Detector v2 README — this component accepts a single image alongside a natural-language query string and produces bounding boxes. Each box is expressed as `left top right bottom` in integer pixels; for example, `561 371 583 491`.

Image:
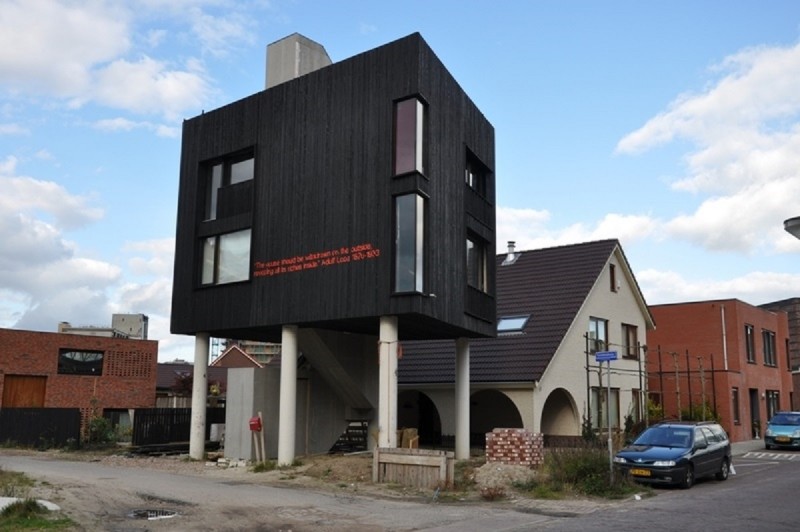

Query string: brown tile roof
156 362 229 390
398 239 622 384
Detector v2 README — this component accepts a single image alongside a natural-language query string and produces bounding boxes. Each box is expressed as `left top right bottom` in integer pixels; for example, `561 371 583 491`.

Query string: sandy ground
3 449 549 531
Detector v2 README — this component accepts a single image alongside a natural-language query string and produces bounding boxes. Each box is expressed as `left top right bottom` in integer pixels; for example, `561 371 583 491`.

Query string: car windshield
633 426 693 448
770 413 800 425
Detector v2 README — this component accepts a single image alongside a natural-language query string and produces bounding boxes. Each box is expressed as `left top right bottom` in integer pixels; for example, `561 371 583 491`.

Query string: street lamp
784 216 800 239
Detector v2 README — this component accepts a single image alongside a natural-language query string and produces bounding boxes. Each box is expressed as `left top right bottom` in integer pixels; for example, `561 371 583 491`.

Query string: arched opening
470 389 523 446
540 388 579 436
398 390 442 446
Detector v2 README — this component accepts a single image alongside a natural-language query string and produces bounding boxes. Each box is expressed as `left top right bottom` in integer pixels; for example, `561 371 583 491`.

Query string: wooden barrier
372 447 454 489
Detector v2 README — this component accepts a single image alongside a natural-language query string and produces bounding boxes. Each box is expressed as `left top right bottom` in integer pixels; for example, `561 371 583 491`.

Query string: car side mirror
695 441 707 450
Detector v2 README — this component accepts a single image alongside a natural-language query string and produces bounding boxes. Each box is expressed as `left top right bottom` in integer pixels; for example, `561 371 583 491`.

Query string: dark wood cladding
171 33 496 341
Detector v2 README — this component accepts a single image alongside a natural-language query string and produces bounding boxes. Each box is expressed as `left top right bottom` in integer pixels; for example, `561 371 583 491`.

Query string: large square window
58 349 104 375
201 229 252 285
204 153 254 220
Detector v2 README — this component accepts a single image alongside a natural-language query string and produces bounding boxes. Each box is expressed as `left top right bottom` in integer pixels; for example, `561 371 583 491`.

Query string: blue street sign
595 350 618 362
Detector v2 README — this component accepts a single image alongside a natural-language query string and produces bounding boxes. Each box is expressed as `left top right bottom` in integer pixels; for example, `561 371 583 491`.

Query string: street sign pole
607 359 612 479
594 351 618 480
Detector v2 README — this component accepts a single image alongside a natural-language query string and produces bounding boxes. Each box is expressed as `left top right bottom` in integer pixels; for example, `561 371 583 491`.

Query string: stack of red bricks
485 428 544 467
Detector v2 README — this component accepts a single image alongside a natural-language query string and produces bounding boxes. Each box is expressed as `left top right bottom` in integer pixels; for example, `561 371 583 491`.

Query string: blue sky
3 0 800 362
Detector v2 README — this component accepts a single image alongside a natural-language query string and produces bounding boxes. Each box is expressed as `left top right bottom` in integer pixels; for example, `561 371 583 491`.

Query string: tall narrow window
466 234 488 292
394 98 425 175
745 324 755 363
622 324 638 358
610 263 618 292
732 387 740 424
201 229 252 285
763 329 777 367
394 194 424 292
588 317 608 353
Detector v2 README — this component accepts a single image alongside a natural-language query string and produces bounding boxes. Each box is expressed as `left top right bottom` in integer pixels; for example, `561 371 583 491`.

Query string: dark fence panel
0 408 81 447
132 407 225 446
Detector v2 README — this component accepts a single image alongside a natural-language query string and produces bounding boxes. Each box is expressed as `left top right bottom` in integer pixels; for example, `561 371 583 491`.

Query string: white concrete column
378 316 399 448
455 337 470 460
278 325 298 466
189 333 210 460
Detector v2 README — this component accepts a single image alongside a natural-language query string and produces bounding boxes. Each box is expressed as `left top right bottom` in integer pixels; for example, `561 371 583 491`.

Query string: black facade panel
171 33 495 341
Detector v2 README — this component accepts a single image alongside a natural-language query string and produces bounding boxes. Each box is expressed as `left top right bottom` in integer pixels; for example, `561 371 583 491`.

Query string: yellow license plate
630 468 651 477
776 436 790 442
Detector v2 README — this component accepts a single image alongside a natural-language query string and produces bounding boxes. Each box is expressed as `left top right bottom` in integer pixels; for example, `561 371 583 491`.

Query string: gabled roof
399 239 648 384
210 344 264 368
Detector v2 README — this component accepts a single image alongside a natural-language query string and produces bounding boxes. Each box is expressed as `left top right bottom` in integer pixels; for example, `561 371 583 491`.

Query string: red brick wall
0 328 157 416
648 300 792 442
485 428 544 467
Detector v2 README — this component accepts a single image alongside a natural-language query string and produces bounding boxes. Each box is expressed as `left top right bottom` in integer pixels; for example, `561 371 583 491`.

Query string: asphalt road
538 449 800 531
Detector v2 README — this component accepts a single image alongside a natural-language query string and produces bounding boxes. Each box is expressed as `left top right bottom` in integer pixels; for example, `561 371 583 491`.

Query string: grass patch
511 448 646 499
250 460 277 473
0 469 75 531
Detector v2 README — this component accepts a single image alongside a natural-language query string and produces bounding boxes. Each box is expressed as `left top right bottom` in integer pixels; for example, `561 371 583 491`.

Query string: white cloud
0 166 104 229
0 123 28 135
638 268 800 307
497 206 657 252
0 0 131 97
0 0 215 121
91 56 212 121
616 41 800 256
93 117 180 137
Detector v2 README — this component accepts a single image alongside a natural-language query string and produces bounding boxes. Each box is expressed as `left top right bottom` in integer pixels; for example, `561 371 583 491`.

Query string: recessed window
394 97 425 176
58 349 104 376
202 229 252 285
394 194 424 292
204 153 254 220
622 323 638 358
745 324 755 363
497 315 529 334
763 329 777 367
467 234 488 292
610 263 618 292
465 149 489 197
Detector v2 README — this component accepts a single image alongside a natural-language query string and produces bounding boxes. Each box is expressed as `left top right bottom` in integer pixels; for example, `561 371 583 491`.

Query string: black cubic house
171 33 495 463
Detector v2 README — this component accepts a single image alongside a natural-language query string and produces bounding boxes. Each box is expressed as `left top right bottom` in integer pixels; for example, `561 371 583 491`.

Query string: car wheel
765 443 772 450
715 458 729 481
679 464 694 489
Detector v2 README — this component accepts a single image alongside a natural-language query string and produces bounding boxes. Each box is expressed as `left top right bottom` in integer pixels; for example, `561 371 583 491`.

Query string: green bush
544 448 641 498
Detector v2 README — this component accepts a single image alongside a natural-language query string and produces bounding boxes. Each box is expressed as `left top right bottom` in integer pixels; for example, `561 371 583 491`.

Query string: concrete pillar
378 316 399 448
189 333 209 460
278 325 298 465
455 337 470 460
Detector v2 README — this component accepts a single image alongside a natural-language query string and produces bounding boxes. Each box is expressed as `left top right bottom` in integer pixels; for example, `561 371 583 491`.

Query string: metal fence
0 408 81 447
131 407 225 446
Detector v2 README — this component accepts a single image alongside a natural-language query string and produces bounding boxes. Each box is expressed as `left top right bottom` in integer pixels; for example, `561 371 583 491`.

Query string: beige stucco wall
536 248 649 434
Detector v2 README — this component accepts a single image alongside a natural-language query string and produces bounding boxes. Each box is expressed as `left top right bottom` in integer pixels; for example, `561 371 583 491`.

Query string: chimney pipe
502 241 519 265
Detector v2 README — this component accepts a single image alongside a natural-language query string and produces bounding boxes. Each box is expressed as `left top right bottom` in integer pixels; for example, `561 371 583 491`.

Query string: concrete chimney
266 33 332 89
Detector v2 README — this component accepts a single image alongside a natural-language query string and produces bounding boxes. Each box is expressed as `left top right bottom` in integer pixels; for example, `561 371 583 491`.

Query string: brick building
647 299 792 442
0 328 157 432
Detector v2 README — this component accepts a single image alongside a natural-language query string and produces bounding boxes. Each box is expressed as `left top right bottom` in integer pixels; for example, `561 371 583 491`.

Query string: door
2 375 46 407
749 388 760 437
